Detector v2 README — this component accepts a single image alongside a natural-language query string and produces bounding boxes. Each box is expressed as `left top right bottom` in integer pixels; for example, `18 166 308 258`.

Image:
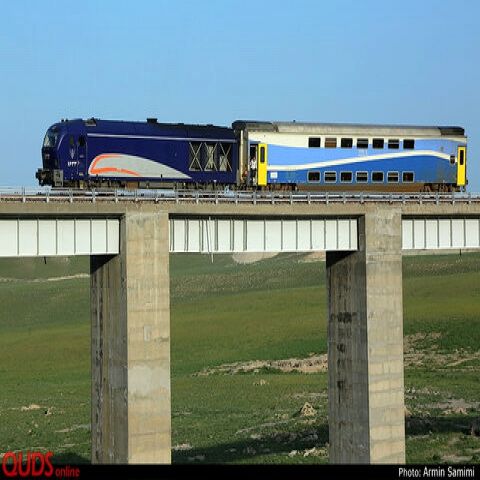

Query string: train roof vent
438 126 465 136
85 118 97 127
147 117 158 123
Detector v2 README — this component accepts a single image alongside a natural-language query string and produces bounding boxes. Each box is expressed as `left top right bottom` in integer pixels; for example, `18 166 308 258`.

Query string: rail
0 186 479 205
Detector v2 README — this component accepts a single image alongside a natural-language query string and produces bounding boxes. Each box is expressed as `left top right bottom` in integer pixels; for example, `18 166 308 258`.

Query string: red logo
2 452 80 479
2 452 54 478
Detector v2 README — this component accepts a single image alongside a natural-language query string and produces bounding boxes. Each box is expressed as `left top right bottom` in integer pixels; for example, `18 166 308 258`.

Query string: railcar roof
232 120 465 137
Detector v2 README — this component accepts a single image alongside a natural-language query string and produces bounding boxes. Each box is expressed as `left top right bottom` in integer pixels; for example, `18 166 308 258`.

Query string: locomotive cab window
324 171 337 182
341 138 353 148
308 171 320 182
403 139 415 149
357 138 369 149
402 172 414 182
78 136 86 147
372 171 384 182
340 171 352 182
459 149 465 165
372 138 384 149
325 138 337 148
308 137 321 148
43 130 58 147
356 171 368 182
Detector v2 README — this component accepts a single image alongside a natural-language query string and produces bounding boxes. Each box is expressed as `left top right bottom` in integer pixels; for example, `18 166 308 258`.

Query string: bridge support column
91 212 171 463
326 208 405 463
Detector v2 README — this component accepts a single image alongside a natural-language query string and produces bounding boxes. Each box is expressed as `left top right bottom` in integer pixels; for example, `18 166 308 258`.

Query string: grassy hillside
0 253 478 463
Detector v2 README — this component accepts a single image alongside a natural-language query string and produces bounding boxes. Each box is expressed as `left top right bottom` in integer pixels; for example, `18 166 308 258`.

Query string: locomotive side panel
38 119 238 188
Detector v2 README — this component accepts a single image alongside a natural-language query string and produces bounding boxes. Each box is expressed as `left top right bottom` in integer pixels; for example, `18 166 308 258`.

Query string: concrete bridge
1 190 480 464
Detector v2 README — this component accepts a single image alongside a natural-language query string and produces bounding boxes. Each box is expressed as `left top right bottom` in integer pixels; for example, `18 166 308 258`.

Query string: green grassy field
0 253 479 464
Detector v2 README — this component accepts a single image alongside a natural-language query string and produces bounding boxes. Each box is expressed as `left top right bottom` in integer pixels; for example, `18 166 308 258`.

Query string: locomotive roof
232 120 465 137
56 118 235 137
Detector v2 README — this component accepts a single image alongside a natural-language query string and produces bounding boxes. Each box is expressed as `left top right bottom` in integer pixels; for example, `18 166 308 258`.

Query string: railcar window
459 150 465 165
450 155 456 165
69 136 75 146
340 171 352 182
308 171 320 182
325 138 337 148
402 172 414 182
387 172 399 182
388 139 400 149
324 171 337 182
356 171 368 182
372 138 384 149
308 137 321 148
260 146 265 163
357 138 369 148
372 171 384 182
403 139 415 149
341 138 353 148
78 136 86 147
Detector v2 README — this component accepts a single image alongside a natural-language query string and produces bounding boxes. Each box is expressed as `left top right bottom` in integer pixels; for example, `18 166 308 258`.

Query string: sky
1 0 479 189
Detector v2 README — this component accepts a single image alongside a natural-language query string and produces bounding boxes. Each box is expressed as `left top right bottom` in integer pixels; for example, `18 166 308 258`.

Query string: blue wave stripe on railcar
265 142 462 167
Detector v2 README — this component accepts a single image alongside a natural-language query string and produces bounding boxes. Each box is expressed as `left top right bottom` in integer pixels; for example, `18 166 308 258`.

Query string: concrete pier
326 209 405 463
91 212 171 463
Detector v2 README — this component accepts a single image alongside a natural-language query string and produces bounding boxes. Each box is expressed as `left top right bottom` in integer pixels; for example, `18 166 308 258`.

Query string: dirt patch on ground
195 354 328 376
0 274 89 283
55 424 90 434
299 252 326 263
198 332 478 377
404 332 480 370
425 398 480 415
231 252 279 264
441 454 473 463
16 404 42 411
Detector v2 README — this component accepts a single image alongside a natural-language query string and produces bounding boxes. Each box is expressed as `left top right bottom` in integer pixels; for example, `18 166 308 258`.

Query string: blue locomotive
37 118 238 189
37 118 467 191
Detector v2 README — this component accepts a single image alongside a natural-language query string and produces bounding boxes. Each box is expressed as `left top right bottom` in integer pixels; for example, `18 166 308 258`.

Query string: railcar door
257 143 268 187
457 146 466 187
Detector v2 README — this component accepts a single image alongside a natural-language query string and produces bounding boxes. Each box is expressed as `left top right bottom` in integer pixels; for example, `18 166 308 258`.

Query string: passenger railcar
37 118 238 188
233 121 467 192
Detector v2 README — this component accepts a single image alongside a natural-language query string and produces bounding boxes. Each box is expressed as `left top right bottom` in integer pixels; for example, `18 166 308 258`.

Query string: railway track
0 187 478 205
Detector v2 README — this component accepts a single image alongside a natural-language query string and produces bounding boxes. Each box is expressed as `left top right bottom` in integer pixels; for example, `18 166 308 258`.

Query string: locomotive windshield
43 129 59 147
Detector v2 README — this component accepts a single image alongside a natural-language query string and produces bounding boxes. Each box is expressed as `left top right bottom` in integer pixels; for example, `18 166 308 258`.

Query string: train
37 117 468 192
